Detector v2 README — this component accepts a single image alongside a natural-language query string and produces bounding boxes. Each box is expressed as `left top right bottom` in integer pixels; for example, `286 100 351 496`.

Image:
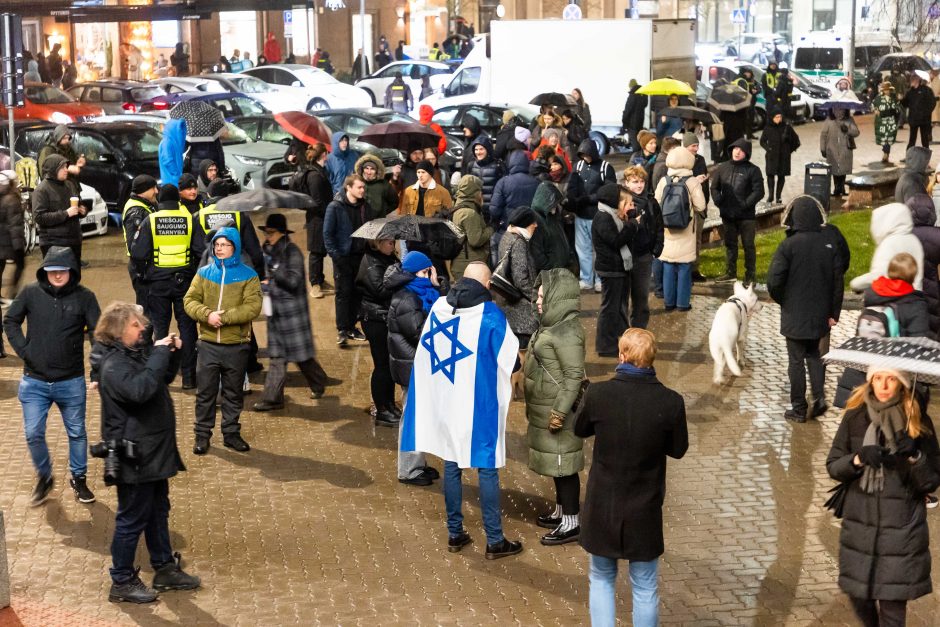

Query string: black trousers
144 281 197 383
625 253 653 329
627 127 642 154
596 275 627 356
362 318 396 408
786 337 825 411
766 175 786 202
40 242 81 265
849 597 907 627
194 341 249 438
0 249 26 297
260 357 328 404
833 175 848 196
908 123 931 148
553 474 580 515
722 218 757 283
306 227 325 286
332 254 362 332
110 479 173 584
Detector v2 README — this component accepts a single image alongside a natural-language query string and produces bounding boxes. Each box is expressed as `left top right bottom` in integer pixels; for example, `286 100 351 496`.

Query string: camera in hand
90 439 138 485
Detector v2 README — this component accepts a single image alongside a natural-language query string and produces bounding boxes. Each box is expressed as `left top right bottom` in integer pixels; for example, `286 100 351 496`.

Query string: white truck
418 18 697 152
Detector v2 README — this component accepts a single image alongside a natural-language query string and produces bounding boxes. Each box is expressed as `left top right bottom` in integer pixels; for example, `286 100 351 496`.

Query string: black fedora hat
259 212 294 235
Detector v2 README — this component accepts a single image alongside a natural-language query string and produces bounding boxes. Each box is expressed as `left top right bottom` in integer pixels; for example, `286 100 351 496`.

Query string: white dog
709 282 763 385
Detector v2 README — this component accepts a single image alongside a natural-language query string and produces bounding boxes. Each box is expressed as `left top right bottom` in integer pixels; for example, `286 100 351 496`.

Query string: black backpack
288 168 311 196
660 175 692 230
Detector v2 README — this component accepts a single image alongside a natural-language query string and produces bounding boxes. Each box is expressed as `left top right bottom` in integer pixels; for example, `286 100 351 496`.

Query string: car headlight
49 111 72 124
234 155 265 166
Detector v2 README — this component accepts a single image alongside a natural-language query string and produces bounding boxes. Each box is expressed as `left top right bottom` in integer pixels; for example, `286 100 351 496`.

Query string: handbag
491 246 523 303
824 482 849 518
847 135 857 150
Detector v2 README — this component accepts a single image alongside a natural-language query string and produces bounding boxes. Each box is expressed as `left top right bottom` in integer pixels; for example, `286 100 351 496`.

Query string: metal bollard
0 511 9 608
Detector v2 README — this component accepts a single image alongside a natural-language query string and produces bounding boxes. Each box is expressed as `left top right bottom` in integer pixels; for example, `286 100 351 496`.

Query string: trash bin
804 162 831 211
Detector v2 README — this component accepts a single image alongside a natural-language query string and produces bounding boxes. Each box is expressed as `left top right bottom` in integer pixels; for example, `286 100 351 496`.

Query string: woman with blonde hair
826 364 940 625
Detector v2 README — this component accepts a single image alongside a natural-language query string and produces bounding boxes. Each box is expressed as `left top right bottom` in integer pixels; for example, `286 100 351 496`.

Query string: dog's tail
723 343 742 378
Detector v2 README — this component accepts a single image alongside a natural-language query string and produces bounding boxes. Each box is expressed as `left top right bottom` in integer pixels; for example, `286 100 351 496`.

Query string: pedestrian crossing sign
731 8 746 24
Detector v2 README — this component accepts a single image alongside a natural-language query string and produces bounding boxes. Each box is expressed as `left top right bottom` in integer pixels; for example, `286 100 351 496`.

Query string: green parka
450 175 493 280
523 268 585 477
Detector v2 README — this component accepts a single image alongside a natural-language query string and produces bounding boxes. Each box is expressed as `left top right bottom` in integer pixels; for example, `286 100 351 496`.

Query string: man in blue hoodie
325 131 361 194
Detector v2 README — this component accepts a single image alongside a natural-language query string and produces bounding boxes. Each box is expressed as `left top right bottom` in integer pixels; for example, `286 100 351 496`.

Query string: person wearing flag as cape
399 261 523 559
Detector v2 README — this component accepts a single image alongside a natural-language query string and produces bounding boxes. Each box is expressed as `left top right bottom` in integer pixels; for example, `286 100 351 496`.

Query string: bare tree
870 0 940 47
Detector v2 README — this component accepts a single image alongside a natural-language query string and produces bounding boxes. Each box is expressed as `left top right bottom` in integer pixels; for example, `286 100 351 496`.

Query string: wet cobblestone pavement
0 209 938 626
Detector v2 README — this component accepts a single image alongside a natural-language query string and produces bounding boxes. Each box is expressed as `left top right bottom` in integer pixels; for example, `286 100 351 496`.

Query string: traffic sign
731 8 746 24
283 10 292 38
562 3 582 20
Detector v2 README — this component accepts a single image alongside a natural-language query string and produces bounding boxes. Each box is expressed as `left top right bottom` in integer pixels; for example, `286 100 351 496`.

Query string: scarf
596 203 633 271
405 276 439 312
616 362 655 377
860 388 909 494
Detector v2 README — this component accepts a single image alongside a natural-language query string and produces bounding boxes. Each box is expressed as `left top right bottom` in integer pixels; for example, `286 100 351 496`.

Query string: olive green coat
523 268 585 477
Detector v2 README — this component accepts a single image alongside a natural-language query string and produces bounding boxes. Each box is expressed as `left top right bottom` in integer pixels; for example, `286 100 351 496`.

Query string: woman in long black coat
356 238 399 427
827 365 940 625
759 108 801 205
575 328 688 625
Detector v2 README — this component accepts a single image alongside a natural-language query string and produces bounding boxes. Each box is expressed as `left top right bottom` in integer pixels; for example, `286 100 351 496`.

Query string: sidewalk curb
692 281 863 311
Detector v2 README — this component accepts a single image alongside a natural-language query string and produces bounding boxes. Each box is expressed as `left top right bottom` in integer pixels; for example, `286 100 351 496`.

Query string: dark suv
67 80 166 115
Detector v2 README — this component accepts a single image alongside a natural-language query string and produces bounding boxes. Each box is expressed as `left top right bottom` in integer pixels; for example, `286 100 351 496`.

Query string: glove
894 434 918 459
548 411 566 434
859 445 888 469
840 123 849 133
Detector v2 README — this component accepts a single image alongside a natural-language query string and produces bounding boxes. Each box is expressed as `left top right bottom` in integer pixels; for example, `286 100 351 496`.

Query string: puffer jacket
324 190 370 258
710 139 765 220
450 175 493 280
489 149 539 230
356 246 399 322
895 146 931 203
385 264 442 386
325 130 362 194
850 203 925 292
467 136 504 219
567 139 616 220
523 268 585 477
182 227 262 345
908 193 940 334
827 405 940 601
0 188 23 258
863 277 931 338
530 182 571 272
654 147 706 264
32 154 82 248
418 104 447 156
355 154 399 218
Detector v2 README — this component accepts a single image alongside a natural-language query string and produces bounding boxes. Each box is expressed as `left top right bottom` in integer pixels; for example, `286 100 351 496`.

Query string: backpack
856 304 900 339
288 168 311 196
660 176 692 230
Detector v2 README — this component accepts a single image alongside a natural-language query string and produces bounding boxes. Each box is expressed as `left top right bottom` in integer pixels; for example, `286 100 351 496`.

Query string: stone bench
701 200 787 243
846 166 931 206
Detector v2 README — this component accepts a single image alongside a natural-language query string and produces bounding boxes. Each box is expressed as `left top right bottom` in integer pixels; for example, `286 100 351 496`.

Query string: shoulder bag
491 243 523 303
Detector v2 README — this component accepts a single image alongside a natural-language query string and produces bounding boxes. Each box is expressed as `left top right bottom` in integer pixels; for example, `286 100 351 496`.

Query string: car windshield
375 112 416 123
230 77 271 94
794 47 843 71
26 85 75 104
107 127 162 159
131 87 164 102
295 68 338 86
232 96 268 115
221 122 251 145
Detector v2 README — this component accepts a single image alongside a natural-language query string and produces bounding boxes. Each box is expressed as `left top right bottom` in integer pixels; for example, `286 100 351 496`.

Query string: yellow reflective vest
149 208 192 268
121 197 152 256
198 204 241 232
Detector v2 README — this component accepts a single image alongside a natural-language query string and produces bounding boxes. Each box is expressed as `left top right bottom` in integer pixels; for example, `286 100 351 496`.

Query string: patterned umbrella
169 100 226 143
351 214 465 244
817 90 866 112
706 83 750 112
823 336 940 385
661 106 720 125
215 189 314 213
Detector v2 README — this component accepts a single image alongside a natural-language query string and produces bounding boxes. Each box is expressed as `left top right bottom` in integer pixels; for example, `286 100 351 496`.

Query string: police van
791 30 898 91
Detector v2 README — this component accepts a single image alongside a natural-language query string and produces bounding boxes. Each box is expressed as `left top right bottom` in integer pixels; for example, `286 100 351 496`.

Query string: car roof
384 60 450 70
317 107 396 117
172 91 251 102
71 80 152 88
66 121 159 132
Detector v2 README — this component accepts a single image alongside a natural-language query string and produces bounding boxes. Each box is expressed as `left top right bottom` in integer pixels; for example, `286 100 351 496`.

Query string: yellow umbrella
636 78 695 96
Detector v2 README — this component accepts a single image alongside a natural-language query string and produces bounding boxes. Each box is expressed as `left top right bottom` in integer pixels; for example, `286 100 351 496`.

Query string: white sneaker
578 282 592 291
593 283 602 293
242 373 251 393
309 285 324 299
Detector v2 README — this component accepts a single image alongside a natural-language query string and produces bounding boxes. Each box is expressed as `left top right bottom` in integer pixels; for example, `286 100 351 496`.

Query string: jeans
362 319 395 408
596 275 627 356
908 123 931 148
786 337 825 411
722 218 757 283
626 253 653 328
574 217 597 287
194 341 250 438
110 479 174 584
849 596 907 627
588 554 659 627
332 254 363 332
19 374 87 478
662 261 692 309
397 385 427 480
651 258 664 297
443 460 503 545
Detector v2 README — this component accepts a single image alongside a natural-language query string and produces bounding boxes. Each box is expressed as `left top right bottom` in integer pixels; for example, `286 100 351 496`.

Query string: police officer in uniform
190 178 264 274
177 173 204 215
384 72 413 114
122 175 159 306
130 185 198 388
734 68 761 139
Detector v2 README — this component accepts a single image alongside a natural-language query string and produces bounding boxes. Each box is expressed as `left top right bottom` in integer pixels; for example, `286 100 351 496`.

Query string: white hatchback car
153 74 310 114
240 64 371 111
354 60 453 111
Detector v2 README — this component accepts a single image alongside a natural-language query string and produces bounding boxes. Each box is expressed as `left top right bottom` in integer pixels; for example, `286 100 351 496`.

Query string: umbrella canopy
529 92 577 107
351 214 465 244
214 189 314 213
823 336 940 385
706 83 751 112
817 90 866 112
358 121 442 152
660 106 720 125
169 100 226 142
273 111 332 148
636 78 695 97
869 53 932 76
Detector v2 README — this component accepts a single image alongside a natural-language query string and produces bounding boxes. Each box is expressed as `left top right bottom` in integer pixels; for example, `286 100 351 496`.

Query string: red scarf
872 276 914 297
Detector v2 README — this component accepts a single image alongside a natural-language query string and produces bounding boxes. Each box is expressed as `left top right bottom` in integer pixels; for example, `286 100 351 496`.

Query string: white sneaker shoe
243 373 251 393
309 285 324 299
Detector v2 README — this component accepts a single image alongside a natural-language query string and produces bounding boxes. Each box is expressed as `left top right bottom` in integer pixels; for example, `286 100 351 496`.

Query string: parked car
721 33 791 65
153 74 309 113
1 83 104 124
13 121 160 211
150 76 225 95
240 64 371 111
140 90 269 118
354 60 453 110
66 80 165 115
429 102 538 142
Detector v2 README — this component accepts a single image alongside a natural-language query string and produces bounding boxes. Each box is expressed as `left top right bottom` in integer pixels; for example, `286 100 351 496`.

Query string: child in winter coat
850 203 925 292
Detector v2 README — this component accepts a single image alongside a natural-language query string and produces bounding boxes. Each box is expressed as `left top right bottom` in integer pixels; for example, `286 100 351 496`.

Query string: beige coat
398 178 453 217
653 146 706 264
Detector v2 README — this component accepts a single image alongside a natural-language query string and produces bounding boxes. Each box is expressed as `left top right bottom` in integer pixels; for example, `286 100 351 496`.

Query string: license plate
80 215 96 225
281 176 291 186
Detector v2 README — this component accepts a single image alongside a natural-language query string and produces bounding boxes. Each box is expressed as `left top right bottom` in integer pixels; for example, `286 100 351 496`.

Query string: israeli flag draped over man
400 295 519 469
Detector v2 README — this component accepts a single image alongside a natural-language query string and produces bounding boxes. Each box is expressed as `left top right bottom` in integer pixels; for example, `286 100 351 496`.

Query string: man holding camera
3 246 100 506
92 301 200 604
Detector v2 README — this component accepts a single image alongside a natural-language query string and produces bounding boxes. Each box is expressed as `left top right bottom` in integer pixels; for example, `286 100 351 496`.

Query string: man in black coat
710 139 764 284
621 79 648 153
4 247 100 507
92 302 199 604
32 154 85 264
767 197 843 423
902 74 937 148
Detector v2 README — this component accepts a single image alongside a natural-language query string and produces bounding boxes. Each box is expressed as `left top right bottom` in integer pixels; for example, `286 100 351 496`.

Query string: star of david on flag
420 312 473 383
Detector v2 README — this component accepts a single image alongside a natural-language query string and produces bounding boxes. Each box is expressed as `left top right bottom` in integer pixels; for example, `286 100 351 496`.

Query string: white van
791 30 898 90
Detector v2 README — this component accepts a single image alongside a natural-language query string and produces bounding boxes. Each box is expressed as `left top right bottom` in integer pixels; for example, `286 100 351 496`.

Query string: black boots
109 573 158 604
152 553 201 592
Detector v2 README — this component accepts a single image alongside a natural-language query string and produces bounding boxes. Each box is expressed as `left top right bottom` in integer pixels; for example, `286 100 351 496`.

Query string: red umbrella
273 111 332 149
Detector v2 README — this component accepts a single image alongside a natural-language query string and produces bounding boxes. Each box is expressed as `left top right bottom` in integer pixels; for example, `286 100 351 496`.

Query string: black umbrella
358 121 442 152
169 100 227 142
706 83 751 112
529 92 577 108
215 189 314 213
823 336 940 385
660 106 720 125
351 214 465 244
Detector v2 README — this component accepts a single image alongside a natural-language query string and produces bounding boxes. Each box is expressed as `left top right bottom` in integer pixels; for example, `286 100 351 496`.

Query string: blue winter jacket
159 118 187 187
489 149 539 231
325 130 362 194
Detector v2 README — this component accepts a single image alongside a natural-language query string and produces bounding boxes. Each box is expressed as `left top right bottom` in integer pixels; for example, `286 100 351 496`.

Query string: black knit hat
177 173 198 191
156 184 180 210
416 159 434 174
132 174 158 194
508 206 537 228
